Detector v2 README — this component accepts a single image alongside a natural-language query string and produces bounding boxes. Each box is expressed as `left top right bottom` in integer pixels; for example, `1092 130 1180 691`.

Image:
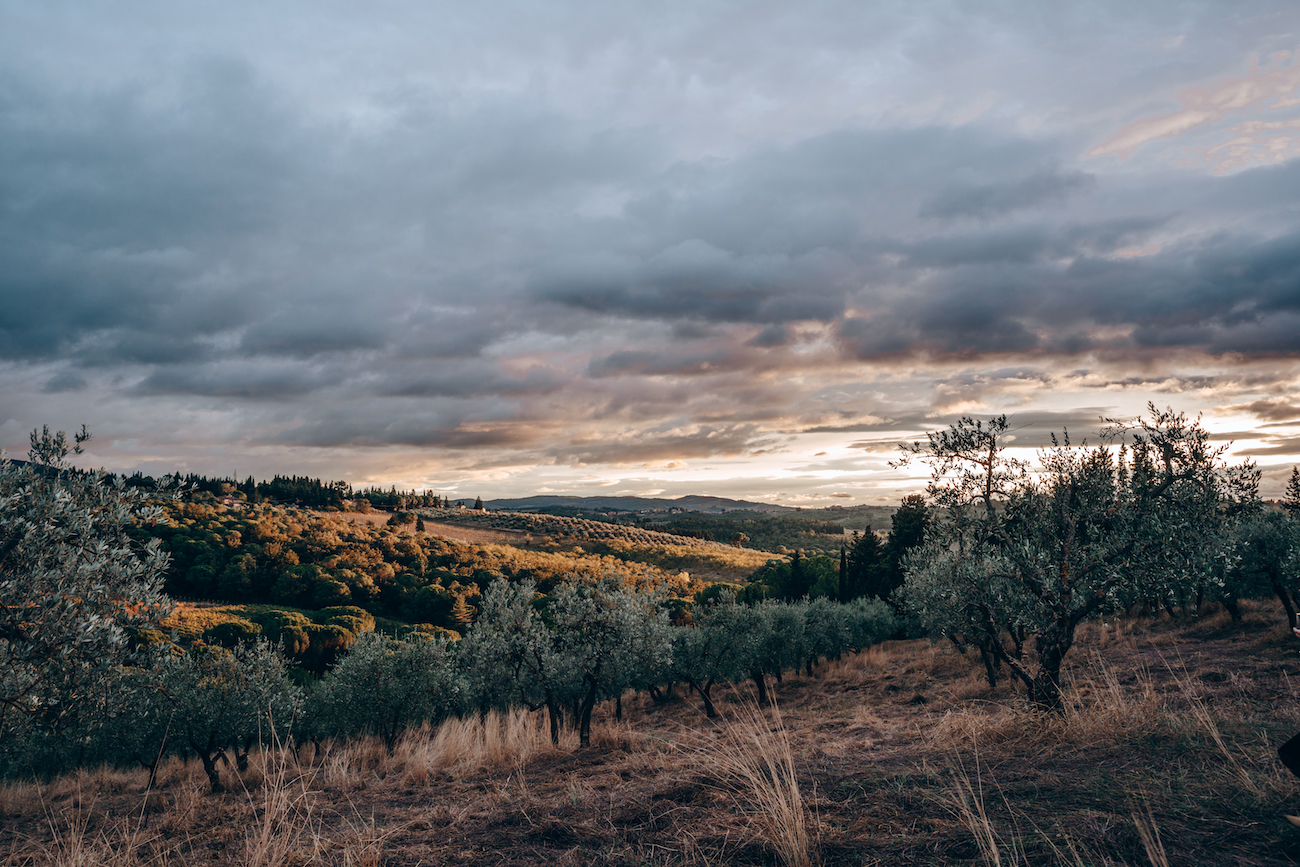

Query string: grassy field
6 600 1300 865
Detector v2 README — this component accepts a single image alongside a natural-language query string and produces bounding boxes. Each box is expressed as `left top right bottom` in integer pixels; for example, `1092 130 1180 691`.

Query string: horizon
4 3 1300 505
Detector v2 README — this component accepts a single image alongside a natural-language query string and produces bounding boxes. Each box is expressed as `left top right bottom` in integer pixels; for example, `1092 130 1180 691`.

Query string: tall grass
705 701 819 867
388 707 572 785
241 748 318 867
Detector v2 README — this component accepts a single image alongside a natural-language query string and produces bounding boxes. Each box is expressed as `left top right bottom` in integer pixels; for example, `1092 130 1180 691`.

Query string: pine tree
415 515 426 532
473 496 484 511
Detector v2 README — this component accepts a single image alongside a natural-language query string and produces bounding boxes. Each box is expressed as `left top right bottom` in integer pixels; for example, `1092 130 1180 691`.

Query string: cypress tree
1284 467 1300 516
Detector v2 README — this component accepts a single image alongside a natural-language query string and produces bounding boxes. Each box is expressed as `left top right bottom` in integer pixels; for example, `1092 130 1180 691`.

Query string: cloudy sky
3 1 1300 504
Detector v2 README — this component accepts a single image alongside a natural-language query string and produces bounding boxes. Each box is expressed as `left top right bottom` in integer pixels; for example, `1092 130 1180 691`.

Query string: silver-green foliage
459 577 556 718
0 446 173 744
898 406 1230 709
155 641 300 790
462 575 674 746
305 631 462 751
549 575 673 745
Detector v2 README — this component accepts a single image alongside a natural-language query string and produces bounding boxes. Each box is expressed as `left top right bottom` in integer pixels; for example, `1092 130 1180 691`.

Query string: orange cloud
1089 59 1300 161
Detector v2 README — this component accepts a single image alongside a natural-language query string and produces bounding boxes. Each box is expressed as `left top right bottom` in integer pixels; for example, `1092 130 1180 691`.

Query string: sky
3 1 1300 505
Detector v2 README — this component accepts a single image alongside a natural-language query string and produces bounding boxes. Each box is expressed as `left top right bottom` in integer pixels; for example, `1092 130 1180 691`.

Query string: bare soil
7 601 1300 865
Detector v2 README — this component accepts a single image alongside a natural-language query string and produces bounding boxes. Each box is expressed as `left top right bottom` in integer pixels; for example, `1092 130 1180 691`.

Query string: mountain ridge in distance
484 494 791 513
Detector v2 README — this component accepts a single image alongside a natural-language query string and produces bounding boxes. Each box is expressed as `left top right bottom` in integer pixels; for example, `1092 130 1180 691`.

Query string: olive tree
549 575 673 746
306 632 462 752
899 406 1228 710
672 594 767 718
157 642 300 791
459 578 568 743
0 429 174 747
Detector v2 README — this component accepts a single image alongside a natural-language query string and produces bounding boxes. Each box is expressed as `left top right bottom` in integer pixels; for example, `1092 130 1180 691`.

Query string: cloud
1089 57 1300 163
920 169 1097 220
42 370 86 393
1237 436 1300 457
533 241 851 325
3 2 1300 499
550 424 781 466
1222 399 1300 422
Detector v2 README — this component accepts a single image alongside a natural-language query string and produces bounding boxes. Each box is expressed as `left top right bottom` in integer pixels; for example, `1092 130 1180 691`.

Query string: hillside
482 496 899 533
415 507 779 578
6 601 1300 865
485 494 792 513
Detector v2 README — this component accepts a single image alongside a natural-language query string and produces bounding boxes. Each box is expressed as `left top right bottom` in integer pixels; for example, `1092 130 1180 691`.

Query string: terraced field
415 508 777 581
417 508 743 551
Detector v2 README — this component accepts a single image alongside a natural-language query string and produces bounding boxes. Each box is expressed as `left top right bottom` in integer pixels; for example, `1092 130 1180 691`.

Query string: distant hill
483 495 899 531
484 494 791 514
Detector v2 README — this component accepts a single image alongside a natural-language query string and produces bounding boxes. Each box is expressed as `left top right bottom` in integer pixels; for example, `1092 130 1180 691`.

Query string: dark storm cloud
532 242 851 325
134 362 339 399
747 324 790 347
1238 436 1300 457
4 0 1300 474
920 169 1097 220
821 408 1119 440
551 424 779 466
588 347 738 378
376 364 567 399
241 309 389 359
42 370 86 393
1226 399 1300 422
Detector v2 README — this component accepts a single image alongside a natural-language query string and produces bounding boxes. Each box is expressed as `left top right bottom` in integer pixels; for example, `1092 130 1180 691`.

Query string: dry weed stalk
944 755 1022 867
391 707 571 784
12 791 162 867
706 700 820 867
1130 799 1170 867
241 747 320 867
1163 655 1278 802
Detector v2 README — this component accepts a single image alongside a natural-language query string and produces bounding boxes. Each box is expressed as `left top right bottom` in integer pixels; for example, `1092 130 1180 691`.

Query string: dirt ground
8 601 1300 865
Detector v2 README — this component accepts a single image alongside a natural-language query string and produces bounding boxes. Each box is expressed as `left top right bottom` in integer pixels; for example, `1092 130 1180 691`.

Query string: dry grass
389 707 574 784
703 701 820 867
7 600 1300 865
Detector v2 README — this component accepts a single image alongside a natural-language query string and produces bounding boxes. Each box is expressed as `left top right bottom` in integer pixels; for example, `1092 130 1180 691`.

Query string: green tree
155 642 299 791
549 576 672 746
305 632 461 752
1223 510 1300 624
0 428 174 746
1283 467 1300 516
899 407 1228 710
874 493 928 604
843 530 883 601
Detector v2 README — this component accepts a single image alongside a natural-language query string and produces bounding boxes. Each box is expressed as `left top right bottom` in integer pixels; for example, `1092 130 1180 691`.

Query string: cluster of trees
121 471 464 512
6 567 896 784
734 495 928 605
354 486 466 510
897 406 1300 709
144 501 696 635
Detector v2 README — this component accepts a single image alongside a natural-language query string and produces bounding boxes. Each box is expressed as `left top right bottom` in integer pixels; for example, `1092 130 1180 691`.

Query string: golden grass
389 708 573 784
697 701 820 867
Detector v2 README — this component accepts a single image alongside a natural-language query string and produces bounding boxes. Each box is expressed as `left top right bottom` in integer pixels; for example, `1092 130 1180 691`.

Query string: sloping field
417 508 740 551
415 508 777 581
8 600 1300 865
